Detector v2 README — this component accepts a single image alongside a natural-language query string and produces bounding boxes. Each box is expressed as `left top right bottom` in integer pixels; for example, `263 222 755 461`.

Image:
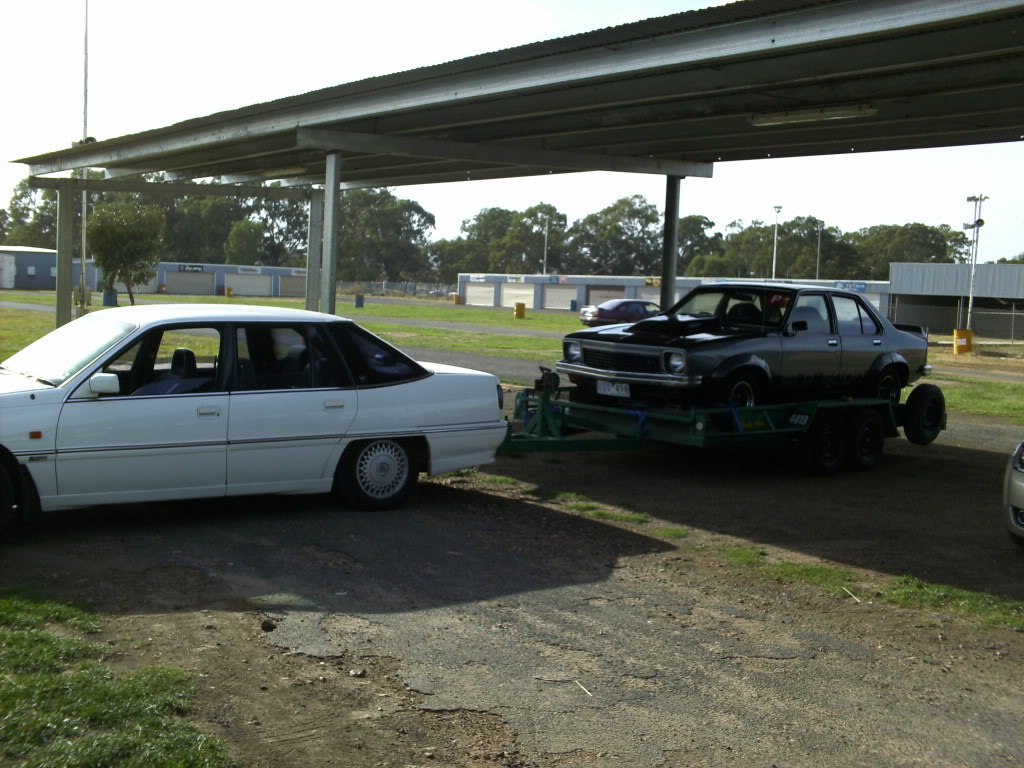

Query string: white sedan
0 304 507 530
1006 441 1024 549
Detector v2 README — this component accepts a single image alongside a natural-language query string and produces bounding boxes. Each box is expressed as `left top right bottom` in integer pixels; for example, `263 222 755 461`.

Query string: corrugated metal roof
890 262 1024 299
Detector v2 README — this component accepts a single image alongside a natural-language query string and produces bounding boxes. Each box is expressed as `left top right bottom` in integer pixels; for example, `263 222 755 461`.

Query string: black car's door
831 294 885 392
778 293 840 397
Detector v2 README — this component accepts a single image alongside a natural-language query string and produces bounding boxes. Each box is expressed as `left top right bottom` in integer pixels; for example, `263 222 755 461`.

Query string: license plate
597 380 630 398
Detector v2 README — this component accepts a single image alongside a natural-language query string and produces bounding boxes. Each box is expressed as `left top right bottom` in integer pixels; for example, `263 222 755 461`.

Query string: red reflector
29 431 42 439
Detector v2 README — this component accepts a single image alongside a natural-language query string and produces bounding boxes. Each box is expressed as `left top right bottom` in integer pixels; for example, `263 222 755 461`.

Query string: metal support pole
55 179 75 327
320 152 342 315
660 175 681 309
78 0 90 317
1012 302 1017 344
305 188 324 311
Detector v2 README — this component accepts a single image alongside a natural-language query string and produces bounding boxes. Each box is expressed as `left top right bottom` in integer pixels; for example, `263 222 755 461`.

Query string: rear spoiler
894 323 928 340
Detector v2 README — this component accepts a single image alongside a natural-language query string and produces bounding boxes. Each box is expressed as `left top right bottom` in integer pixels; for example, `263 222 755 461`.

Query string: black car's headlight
565 341 582 362
665 351 686 374
1013 441 1024 472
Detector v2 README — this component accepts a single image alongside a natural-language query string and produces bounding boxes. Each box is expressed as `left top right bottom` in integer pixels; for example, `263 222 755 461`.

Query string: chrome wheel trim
355 441 409 500
728 380 756 407
877 373 900 403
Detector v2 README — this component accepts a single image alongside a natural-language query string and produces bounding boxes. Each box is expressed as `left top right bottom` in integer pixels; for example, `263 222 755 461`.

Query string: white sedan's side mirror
88 373 121 396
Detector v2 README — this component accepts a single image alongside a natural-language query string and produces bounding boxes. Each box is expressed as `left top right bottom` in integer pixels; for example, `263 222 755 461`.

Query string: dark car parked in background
580 299 660 327
558 282 931 409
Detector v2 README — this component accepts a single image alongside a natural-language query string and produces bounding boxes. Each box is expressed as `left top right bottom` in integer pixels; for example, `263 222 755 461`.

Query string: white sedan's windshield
1 314 137 386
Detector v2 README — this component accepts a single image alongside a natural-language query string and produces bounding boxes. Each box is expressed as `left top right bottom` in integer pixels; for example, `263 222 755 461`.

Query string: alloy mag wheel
354 440 410 501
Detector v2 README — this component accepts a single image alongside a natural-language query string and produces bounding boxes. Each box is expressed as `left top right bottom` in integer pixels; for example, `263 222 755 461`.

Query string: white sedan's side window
100 326 223 396
234 325 352 391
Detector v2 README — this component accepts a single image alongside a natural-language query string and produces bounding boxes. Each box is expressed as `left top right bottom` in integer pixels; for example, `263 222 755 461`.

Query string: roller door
164 271 215 295
542 284 577 310
587 286 625 305
115 276 158 294
280 275 306 297
465 283 495 306
500 282 534 308
226 273 273 297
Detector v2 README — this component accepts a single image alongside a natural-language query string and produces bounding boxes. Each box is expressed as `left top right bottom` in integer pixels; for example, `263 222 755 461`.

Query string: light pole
541 214 550 274
815 220 823 280
771 205 782 279
963 194 989 330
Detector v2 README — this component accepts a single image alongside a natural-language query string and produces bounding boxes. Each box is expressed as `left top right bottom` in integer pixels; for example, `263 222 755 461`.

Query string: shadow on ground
490 434 1024 599
0 485 672 617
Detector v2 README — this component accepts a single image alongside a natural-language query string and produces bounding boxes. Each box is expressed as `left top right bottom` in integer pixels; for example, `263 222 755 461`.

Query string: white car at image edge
0 304 508 531
1006 441 1024 549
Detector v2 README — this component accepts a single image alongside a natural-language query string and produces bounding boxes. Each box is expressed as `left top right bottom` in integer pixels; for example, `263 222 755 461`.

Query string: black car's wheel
800 410 847 475
868 365 903 404
0 464 17 537
846 407 885 470
337 439 417 510
716 373 759 408
902 384 945 445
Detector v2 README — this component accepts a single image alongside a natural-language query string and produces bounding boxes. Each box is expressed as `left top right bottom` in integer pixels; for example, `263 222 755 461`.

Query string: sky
2 0 1021 262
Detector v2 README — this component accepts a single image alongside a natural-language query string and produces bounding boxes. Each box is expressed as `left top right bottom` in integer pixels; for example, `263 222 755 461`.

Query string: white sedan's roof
96 303 352 326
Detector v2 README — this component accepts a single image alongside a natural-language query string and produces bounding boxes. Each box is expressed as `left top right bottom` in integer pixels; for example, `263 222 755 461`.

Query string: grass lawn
929 374 1024 425
0 593 232 767
0 289 581 333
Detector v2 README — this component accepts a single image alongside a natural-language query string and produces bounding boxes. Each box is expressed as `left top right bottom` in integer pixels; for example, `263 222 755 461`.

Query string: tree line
3 175 1007 297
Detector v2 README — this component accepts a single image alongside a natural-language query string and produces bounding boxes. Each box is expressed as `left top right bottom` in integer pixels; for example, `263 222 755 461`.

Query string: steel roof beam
28 177 312 201
295 128 713 178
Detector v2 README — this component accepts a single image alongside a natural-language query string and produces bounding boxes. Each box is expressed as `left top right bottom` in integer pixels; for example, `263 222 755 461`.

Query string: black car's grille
583 348 661 373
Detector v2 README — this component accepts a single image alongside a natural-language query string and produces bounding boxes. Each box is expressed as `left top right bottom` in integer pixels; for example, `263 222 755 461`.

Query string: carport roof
15 0 1024 189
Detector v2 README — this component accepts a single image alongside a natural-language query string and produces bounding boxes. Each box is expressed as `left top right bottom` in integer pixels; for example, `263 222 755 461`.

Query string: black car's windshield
669 287 793 329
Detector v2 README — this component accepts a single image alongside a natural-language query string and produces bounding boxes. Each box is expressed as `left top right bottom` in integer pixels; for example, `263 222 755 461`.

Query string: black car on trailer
556 282 931 410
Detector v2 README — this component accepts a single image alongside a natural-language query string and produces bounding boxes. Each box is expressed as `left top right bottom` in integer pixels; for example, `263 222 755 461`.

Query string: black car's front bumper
555 361 703 388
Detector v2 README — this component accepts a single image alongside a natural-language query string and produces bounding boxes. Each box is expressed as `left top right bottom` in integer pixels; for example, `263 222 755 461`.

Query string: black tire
716 373 759 408
902 384 945 445
869 365 903 404
846 407 885 470
337 439 418 510
800 410 847 475
0 463 17 537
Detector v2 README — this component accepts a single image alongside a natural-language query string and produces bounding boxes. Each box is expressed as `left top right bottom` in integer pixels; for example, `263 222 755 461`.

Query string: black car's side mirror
786 320 808 336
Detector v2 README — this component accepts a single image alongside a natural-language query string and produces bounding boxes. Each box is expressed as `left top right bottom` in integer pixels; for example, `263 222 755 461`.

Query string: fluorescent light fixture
750 104 877 127
262 167 307 177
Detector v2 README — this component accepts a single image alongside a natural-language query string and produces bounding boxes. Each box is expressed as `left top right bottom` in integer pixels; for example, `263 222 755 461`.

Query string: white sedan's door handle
324 401 347 411
197 407 221 418
827 338 839 347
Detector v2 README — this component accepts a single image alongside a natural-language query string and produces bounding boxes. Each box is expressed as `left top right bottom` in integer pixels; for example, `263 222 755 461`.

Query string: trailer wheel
846 407 885 470
902 384 945 445
801 410 846 475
